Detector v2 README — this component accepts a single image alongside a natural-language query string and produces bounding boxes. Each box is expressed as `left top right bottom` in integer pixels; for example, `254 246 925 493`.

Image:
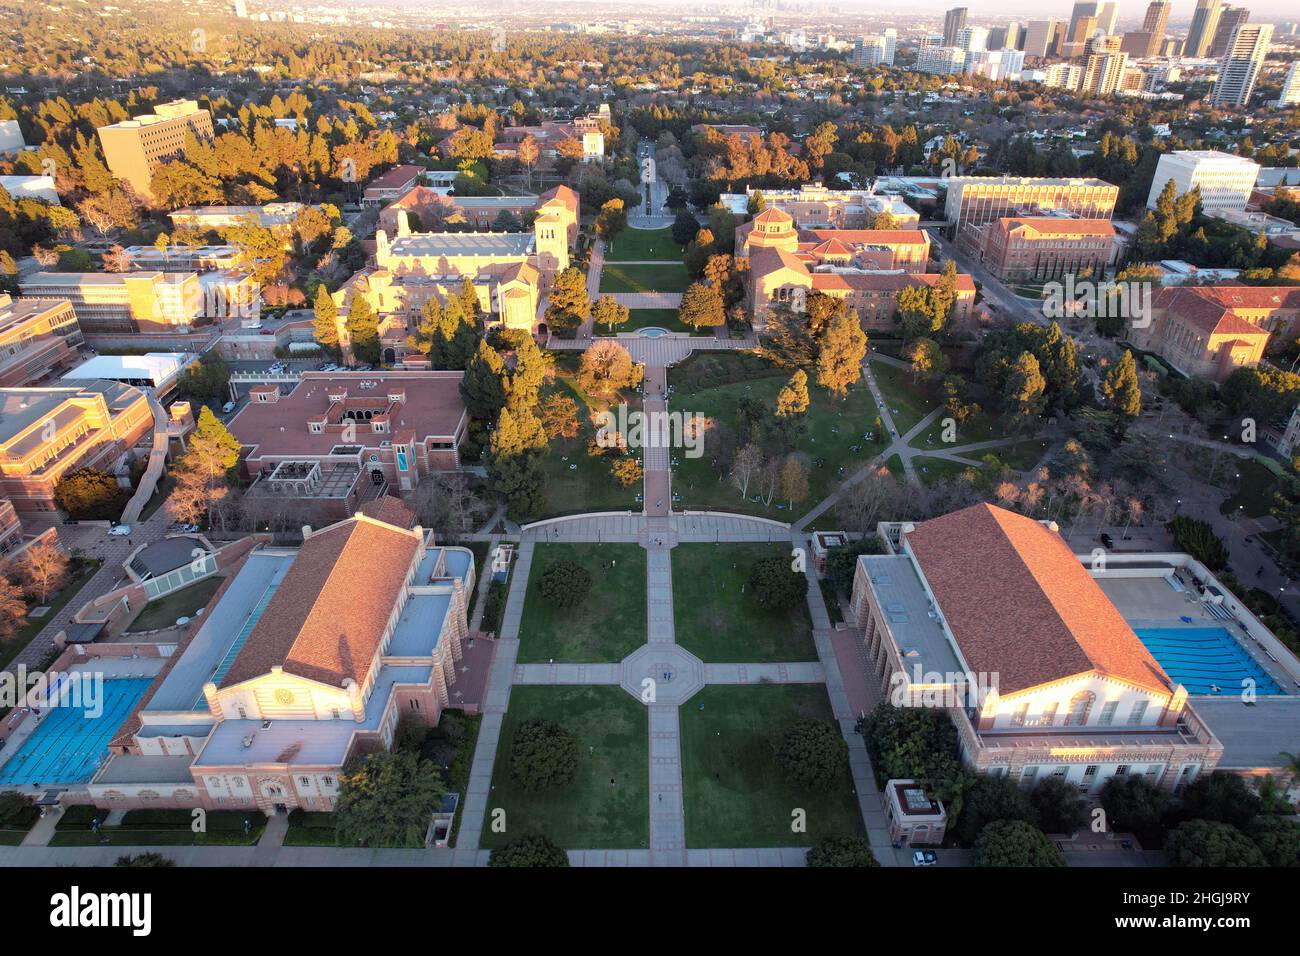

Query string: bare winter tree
16 541 71 605
413 474 489 537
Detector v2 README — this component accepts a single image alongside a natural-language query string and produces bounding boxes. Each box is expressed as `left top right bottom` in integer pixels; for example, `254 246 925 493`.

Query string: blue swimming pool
0 678 153 785
1133 626 1283 696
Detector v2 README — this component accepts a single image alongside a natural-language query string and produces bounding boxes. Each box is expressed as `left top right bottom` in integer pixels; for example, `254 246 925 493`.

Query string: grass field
50 808 264 846
126 576 224 632
603 227 684 262
537 356 643 517
910 407 1004 449
680 684 865 848
517 543 647 662
480 686 648 849
1220 457 1283 518
870 361 939 437
595 308 696 336
668 353 889 518
598 262 691 294
672 543 816 662
913 457 974 487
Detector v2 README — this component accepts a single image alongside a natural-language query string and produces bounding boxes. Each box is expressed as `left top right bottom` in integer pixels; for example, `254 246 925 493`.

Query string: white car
222 401 236 414
912 850 937 866
108 524 132 537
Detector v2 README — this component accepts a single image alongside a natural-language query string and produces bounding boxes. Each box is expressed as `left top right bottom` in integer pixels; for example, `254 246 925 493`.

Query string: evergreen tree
775 369 810 417
313 284 339 352
678 281 725 330
346 295 380 364
460 340 508 422
1101 350 1142 419
816 313 868 397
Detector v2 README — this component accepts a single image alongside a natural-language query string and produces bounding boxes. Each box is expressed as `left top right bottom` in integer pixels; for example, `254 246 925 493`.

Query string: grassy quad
672 543 816 663
480 686 649 850
598 262 691 294
913 456 975 487
668 353 890 518
517 543 647 663
680 684 865 848
869 361 941 438
602 227 684 262
594 308 697 336
536 352 642 518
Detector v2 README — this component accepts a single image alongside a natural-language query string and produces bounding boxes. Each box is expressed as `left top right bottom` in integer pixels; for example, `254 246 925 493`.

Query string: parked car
913 850 937 867
108 524 132 537
222 400 236 414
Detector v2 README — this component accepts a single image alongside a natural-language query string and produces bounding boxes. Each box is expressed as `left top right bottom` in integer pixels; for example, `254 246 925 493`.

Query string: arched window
1065 691 1095 726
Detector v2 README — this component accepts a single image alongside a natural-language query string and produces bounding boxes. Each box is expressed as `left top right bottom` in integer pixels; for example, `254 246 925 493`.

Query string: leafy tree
1246 814 1300 867
775 369 810 417
1221 365 1300 424
870 210 898 230
591 295 629 333
758 305 818 369
1101 350 1142 419
824 538 884 596
577 340 643 398
858 704 968 815
1167 516 1229 571
1030 777 1089 835
1165 820 1266 867
178 353 231 405
168 407 244 526
747 555 806 610
806 835 879 867
671 209 700 246
610 456 643 488
779 718 849 791
539 393 580 440
973 820 1065 867
510 718 580 791
0 791 32 826
537 559 593 608
54 467 127 521
489 833 569 867
955 775 1037 845
595 198 627 244
1099 773 1169 849
678 281 725 330
546 266 590 329
1175 771 1263 830
335 750 446 848
816 313 868 397
779 456 809 510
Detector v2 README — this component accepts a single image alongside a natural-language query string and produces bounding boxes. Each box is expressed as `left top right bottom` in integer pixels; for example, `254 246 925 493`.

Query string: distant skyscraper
956 26 989 52
1208 6 1250 59
1097 2 1120 35
1023 19 1060 58
1006 21 1024 50
1210 22 1272 106
943 7 969 47
1067 2 1101 42
1141 1 1171 55
883 28 898 65
1275 61 1300 106
1185 0 1223 58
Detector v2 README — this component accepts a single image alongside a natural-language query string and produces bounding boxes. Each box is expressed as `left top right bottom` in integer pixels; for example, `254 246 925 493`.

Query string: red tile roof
1153 287 1275 337
801 228 931 246
219 516 422 690
996 217 1116 238
904 504 1173 696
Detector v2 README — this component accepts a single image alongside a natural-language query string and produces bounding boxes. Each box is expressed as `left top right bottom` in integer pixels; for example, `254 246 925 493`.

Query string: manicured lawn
599 262 691 293
126 576 224 632
518 543 647 662
480 686 648 849
0 559 101 670
914 456 975 487
603 227 684 262
672 543 816 662
1220 457 1282 518
680 684 865 848
537 357 643 517
870 361 939 437
595 308 696 336
992 438 1054 472
669 352 888 518
910 407 1004 449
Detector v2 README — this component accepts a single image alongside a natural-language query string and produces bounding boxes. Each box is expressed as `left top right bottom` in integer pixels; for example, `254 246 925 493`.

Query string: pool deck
1096 576 1295 696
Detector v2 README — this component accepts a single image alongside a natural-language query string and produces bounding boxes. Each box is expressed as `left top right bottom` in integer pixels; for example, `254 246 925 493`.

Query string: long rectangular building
944 177 1119 235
